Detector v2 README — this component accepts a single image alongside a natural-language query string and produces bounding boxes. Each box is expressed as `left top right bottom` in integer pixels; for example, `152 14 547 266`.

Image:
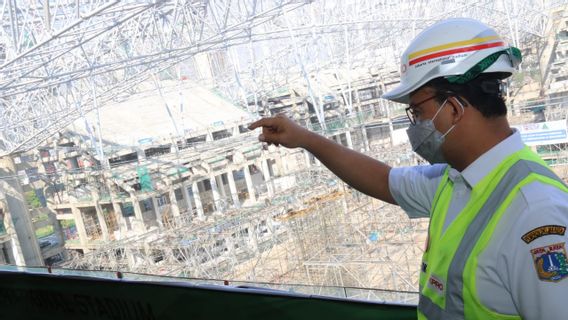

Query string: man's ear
449 96 466 124
454 96 468 108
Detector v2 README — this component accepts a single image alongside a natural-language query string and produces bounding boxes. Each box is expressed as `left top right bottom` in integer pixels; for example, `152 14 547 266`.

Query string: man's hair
424 73 508 118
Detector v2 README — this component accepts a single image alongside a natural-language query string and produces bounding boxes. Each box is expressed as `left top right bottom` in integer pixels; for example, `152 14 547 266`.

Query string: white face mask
406 99 459 164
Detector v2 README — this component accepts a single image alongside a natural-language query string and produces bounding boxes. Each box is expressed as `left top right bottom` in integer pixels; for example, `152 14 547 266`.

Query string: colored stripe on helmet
408 36 500 59
408 41 505 66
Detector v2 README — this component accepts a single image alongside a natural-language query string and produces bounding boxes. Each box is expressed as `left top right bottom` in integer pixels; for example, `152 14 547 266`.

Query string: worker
249 18 568 319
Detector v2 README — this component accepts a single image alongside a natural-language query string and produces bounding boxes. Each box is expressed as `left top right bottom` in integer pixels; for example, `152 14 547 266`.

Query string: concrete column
136 148 146 162
181 182 194 216
1 199 24 266
49 212 65 249
332 134 339 144
274 153 284 177
0 155 43 266
152 196 163 227
129 195 146 232
264 215 274 233
225 234 236 257
168 186 180 217
355 88 361 109
71 206 89 253
386 101 395 146
111 201 127 232
261 158 274 196
246 223 258 252
361 126 370 152
315 157 322 167
106 179 128 232
345 130 353 149
304 150 312 168
227 169 240 208
125 248 137 269
92 193 109 241
209 175 221 212
216 175 227 198
206 130 214 142
192 181 204 219
7 237 22 265
0 243 8 264
93 203 109 241
243 164 256 202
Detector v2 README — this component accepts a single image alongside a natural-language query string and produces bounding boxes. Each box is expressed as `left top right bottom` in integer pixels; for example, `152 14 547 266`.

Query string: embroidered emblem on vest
427 274 445 296
522 225 566 244
530 242 568 282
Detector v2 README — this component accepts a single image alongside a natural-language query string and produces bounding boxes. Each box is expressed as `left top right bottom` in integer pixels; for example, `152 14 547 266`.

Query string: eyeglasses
405 95 438 125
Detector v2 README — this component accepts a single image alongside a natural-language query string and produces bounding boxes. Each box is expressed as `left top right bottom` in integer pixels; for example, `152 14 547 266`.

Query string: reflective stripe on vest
418 159 566 319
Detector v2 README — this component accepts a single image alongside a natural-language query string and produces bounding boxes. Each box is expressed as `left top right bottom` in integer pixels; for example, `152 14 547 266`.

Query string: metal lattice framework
0 0 563 156
0 0 307 155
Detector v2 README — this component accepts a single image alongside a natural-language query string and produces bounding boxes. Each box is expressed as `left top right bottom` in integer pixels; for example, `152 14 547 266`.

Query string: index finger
248 117 277 130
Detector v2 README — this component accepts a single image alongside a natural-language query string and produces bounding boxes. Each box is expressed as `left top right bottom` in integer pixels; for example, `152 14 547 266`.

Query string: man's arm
248 114 396 204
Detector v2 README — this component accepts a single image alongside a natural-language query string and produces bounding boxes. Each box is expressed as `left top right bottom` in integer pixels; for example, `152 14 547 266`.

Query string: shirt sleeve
498 182 568 320
388 164 446 218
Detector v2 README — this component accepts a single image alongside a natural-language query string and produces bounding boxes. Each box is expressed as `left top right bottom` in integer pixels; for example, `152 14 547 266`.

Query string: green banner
137 166 153 192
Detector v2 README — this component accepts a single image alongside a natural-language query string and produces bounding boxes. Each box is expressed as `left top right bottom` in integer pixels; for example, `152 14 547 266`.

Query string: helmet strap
445 47 522 85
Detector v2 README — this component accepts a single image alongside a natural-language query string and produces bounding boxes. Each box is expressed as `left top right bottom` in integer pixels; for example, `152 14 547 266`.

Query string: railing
0 265 419 305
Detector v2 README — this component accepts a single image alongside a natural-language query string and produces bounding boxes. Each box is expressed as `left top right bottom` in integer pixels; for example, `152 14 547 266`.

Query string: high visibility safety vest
418 147 568 319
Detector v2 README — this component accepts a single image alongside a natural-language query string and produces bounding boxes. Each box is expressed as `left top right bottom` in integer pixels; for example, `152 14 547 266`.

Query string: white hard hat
382 18 521 104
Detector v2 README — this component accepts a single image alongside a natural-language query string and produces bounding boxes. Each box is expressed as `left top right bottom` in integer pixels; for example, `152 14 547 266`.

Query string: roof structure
0 0 561 156
68 79 252 147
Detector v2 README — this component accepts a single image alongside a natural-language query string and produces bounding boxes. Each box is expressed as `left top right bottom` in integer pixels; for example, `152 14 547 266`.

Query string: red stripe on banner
409 42 505 66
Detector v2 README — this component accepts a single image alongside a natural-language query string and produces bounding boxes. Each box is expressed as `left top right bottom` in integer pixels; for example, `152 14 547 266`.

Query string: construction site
2 0 568 310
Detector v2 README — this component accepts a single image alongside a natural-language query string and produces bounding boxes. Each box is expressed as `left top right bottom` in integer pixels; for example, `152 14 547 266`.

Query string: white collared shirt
389 129 568 320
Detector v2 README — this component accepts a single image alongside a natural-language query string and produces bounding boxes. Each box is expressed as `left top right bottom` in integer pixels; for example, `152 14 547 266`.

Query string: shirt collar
454 128 524 188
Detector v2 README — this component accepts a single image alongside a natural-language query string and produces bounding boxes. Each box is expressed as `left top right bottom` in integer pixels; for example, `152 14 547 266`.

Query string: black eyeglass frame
405 95 437 125
405 91 459 125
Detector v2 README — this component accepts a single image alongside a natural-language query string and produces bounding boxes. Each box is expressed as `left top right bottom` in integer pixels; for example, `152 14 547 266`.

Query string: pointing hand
248 114 311 149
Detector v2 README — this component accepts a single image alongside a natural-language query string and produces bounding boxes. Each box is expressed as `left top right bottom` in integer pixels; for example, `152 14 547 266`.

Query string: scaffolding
63 163 426 303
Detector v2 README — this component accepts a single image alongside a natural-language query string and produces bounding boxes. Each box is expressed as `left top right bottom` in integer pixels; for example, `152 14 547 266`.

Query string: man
249 18 568 319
